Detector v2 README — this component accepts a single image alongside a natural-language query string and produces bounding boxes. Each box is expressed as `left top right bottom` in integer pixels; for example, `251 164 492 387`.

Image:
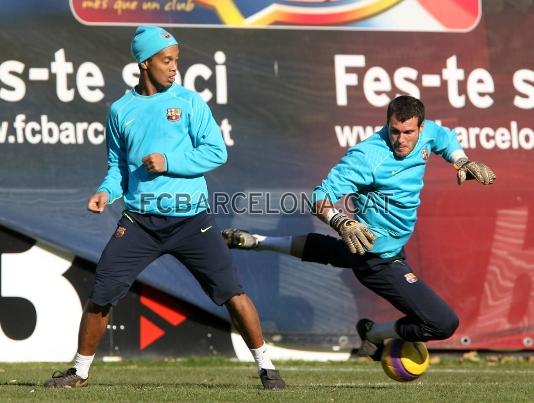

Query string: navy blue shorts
302 233 459 342
90 210 243 307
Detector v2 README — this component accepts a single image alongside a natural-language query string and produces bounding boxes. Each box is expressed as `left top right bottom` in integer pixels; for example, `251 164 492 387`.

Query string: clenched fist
142 153 166 174
87 191 109 213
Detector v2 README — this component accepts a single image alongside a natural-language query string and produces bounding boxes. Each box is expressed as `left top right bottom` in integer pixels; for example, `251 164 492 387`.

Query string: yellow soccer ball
381 339 430 382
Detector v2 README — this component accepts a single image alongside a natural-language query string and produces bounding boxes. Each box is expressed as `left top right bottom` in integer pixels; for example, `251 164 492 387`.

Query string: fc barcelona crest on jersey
421 148 429 161
167 108 181 122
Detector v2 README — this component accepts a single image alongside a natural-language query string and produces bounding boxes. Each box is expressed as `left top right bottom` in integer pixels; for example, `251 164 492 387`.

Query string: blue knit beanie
131 26 178 63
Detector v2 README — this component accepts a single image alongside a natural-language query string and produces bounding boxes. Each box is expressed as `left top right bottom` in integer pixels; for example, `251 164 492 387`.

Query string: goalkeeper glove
454 158 496 185
330 212 376 255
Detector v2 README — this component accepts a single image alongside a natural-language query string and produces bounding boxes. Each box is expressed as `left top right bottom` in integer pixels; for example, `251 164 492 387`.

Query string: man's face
145 45 179 89
388 114 424 158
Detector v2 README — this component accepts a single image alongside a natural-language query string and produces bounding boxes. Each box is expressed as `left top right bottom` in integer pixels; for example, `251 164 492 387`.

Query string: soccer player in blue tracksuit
45 26 285 389
223 95 496 360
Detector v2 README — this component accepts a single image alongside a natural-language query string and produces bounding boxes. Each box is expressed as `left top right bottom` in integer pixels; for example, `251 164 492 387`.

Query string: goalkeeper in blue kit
224 95 496 359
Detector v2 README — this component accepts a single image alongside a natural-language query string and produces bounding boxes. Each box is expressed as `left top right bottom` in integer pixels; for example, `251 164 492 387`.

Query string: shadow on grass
0 382 40 387
1 381 397 391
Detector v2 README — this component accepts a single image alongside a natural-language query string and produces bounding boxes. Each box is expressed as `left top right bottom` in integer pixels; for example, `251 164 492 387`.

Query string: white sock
250 342 275 373
254 235 292 255
73 353 94 379
367 321 400 344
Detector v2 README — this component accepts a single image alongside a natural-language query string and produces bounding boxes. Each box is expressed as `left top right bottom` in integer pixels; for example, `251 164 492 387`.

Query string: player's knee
429 312 459 340
84 299 112 314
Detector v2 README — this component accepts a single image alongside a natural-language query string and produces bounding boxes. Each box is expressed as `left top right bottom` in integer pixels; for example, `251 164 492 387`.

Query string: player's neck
136 75 169 96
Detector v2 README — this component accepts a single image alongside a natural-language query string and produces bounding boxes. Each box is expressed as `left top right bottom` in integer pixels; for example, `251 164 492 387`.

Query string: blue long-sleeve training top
312 120 463 258
97 83 227 216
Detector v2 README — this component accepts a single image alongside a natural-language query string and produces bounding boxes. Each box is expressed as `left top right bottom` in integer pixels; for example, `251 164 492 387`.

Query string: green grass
1 356 533 402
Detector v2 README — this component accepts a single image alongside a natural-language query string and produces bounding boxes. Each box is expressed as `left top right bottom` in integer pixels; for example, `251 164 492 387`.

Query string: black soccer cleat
43 368 88 388
259 368 286 390
356 318 384 362
222 228 259 249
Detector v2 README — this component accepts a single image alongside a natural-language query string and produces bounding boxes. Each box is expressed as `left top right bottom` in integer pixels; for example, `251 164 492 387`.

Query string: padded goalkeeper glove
330 212 376 255
454 158 496 185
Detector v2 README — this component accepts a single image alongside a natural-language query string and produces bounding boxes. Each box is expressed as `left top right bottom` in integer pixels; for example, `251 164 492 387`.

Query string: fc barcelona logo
404 273 418 284
167 108 181 122
421 148 429 161
114 226 127 238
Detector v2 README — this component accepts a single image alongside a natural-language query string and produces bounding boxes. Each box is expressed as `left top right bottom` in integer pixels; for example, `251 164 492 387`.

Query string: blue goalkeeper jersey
312 120 463 258
97 83 226 216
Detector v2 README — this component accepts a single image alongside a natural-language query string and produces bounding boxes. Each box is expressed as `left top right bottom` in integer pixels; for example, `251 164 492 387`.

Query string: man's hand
142 153 166 174
330 212 376 255
87 191 109 213
454 158 496 185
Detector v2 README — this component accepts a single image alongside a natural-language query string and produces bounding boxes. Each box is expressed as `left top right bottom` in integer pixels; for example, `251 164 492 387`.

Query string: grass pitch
0 356 533 402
